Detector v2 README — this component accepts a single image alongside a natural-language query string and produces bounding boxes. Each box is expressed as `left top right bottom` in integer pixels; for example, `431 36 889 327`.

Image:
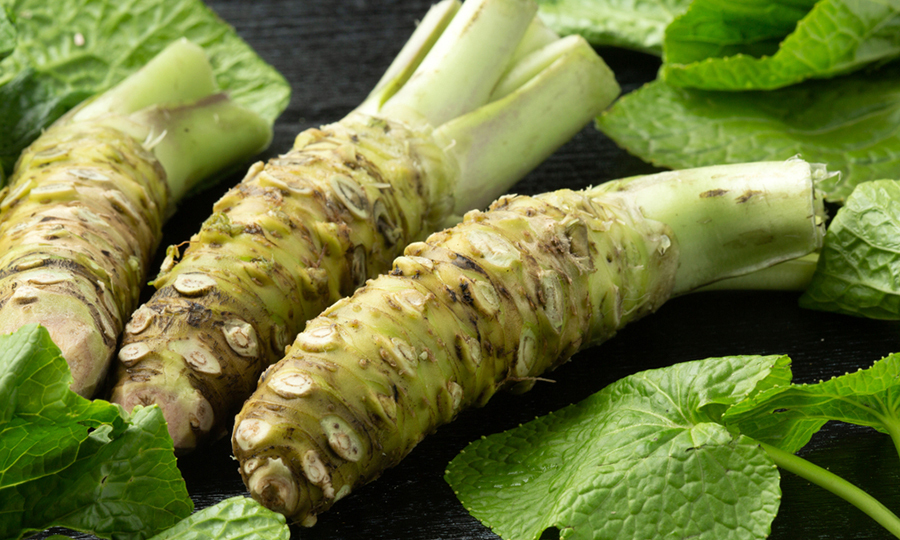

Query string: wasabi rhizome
0 40 272 397
110 0 619 453
233 158 827 525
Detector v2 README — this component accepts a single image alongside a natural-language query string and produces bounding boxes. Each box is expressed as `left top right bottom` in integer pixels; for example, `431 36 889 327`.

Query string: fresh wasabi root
232 158 828 526
0 39 272 397
110 0 619 452
112 113 454 446
0 126 166 397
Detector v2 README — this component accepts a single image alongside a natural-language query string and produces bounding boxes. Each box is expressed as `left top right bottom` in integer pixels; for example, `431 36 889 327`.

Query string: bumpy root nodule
0 123 168 397
232 188 678 524
111 113 454 451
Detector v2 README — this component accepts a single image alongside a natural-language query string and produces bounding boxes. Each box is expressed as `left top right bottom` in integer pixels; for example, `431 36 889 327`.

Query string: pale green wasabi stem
630 158 833 293
112 0 617 453
232 160 824 525
71 38 218 121
592 158 828 294
0 39 271 397
64 38 272 200
356 0 461 114
357 2 561 115
762 441 900 538
489 28 573 100
119 97 272 200
377 0 536 127
505 15 563 67
439 33 618 215
697 253 819 291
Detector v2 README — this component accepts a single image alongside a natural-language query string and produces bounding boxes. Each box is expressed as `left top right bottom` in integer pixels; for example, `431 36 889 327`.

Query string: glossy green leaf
0 0 290 178
597 64 900 202
148 497 290 540
0 325 192 540
661 0 900 90
445 355 789 540
536 0 691 55
726 352 900 454
800 180 900 319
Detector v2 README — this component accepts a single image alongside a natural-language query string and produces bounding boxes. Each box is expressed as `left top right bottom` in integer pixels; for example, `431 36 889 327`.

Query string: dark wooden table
43 1 900 538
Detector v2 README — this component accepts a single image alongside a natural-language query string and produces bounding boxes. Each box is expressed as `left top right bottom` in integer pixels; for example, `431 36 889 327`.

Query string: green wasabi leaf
147 496 290 540
596 64 900 202
3 406 193 539
445 355 789 540
663 0 814 66
0 325 192 540
0 68 90 183
0 324 123 488
799 180 900 319
0 7 13 61
726 352 900 455
661 0 900 90
535 0 691 55
0 0 290 178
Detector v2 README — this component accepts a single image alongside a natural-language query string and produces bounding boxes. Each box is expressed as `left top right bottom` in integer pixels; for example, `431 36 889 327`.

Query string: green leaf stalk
762 442 900 539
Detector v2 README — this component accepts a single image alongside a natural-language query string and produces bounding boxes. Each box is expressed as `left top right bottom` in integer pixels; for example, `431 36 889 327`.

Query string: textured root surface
111 112 454 450
0 123 168 397
233 188 678 523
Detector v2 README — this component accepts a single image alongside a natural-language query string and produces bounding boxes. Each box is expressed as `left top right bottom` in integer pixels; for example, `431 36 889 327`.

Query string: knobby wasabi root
113 113 454 444
232 158 828 525
110 0 620 451
0 126 166 397
0 39 272 397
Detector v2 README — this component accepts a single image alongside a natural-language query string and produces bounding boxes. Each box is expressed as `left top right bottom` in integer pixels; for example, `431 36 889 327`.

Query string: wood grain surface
35 1 900 539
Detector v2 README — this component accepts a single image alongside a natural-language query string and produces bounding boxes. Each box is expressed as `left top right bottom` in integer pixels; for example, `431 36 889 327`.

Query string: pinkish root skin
0 291 110 397
110 381 214 452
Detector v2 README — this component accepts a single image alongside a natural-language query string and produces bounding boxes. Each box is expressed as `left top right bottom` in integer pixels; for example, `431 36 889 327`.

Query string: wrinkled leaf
726 352 900 454
0 325 192 540
536 0 691 55
597 63 900 202
800 180 900 319
0 0 290 178
661 0 900 90
0 323 123 488
446 355 789 540
663 0 814 66
148 496 290 540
